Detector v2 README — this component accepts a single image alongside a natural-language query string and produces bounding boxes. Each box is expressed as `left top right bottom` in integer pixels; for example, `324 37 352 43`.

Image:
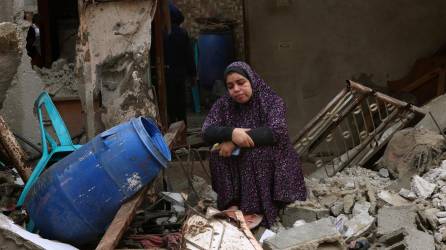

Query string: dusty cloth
202 61 307 227
128 233 182 249
379 127 446 178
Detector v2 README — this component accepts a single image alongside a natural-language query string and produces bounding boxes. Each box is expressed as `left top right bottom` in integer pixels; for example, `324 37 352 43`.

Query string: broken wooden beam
96 120 186 250
0 115 31 182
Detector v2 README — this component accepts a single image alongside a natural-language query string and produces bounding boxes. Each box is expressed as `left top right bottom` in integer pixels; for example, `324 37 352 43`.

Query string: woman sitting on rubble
202 61 307 229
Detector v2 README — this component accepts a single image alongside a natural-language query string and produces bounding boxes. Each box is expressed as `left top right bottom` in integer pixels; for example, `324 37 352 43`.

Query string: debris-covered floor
4 83 446 250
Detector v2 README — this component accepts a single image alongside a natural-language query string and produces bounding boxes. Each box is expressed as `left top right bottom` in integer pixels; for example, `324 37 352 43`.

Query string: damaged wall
0 0 14 22
245 0 446 137
172 0 245 60
76 0 158 137
0 0 44 147
0 23 21 109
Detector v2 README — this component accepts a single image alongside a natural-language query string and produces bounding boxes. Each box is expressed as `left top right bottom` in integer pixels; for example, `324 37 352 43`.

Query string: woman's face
226 72 253 104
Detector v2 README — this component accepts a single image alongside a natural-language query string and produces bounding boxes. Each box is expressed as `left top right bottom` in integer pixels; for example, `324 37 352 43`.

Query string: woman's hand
219 141 237 157
232 128 254 148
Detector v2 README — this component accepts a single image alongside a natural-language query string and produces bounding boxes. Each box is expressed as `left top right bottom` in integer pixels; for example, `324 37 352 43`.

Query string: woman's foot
227 205 239 211
244 214 263 229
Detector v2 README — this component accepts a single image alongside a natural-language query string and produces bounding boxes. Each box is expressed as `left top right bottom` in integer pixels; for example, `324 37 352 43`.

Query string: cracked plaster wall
76 0 158 136
0 0 44 147
245 0 446 137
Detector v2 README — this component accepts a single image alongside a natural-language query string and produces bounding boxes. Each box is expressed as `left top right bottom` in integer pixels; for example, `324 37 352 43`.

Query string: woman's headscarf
203 61 288 143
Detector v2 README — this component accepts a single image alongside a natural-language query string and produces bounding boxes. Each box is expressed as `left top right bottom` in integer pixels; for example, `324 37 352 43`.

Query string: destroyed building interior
2 0 446 250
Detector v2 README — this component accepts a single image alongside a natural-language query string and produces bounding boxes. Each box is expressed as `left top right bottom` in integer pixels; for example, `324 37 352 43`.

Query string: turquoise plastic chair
17 92 82 207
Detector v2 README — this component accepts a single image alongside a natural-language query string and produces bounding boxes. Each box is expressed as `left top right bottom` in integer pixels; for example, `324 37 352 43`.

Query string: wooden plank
96 121 186 250
0 115 31 182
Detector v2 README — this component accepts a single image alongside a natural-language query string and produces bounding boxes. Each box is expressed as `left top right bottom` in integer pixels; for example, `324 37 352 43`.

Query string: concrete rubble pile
260 128 446 250
34 59 79 99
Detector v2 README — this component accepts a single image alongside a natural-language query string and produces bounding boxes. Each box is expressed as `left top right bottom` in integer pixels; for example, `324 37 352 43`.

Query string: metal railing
293 80 426 176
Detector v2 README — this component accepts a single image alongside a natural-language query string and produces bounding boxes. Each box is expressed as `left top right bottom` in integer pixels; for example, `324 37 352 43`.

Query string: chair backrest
34 92 75 155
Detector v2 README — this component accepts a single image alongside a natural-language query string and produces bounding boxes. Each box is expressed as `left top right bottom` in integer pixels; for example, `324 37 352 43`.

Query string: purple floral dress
202 62 306 227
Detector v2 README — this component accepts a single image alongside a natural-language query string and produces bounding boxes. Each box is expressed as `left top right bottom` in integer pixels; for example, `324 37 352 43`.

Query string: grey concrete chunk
263 218 345 250
405 228 435 250
343 194 355 214
411 175 436 199
378 190 411 207
344 212 375 240
377 206 418 236
280 206 330 227
399 188 417 201
330 201 344 217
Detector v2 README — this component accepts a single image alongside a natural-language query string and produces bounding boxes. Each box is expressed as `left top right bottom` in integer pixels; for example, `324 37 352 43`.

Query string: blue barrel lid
131 117 172 167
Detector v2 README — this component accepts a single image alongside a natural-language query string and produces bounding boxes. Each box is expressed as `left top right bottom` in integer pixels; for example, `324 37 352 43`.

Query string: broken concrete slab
411 175 436 199
352 201 371 216
375 227 434 250
0 213 77 250
191 175 217 202
404 228 435 250
419 208 440 230
280 204 330 227
435 226 446 243
330 201 344 217
378 168 390 178
399 188 417 201
378 190 411 207
344 212 375 241
318 194 338 208
263 218 346 250
343 194 356 214
416 94 446 133
377 206 418 236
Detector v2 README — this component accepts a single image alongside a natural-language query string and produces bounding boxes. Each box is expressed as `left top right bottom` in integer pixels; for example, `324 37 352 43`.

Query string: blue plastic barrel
198 31 235 90
24 117 171 245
